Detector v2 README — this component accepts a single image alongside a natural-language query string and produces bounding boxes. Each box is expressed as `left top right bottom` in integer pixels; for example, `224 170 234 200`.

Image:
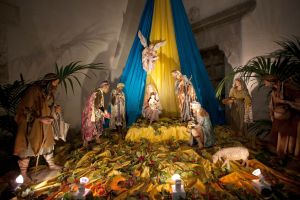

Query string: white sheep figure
212 146 249 170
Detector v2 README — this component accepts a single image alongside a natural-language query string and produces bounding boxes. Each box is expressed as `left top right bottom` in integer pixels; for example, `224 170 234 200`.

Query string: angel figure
142 84 162 124
138 30 166 72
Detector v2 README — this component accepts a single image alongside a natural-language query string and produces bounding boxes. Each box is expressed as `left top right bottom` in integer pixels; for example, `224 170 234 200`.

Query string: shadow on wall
9 21 118 124
250 82 271 120
200 45 233 124
224 55 234 125
9 22 115 81
81 40 122 112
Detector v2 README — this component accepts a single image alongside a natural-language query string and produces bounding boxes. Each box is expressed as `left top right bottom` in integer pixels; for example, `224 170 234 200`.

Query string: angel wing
138 30 148 48
153 40 166 51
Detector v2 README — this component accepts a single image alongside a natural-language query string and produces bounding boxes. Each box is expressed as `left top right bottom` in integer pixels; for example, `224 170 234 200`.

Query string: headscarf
117 83 125 89
171 69 182 77
190 101 201 110
99 80 110 88
233 78 248 91
262 74 278 83
35 73 59 97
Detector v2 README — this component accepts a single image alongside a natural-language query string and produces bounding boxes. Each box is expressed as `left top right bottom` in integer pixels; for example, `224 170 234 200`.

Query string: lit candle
74 177 90 200
16 175 24 184
171 174 186 200
172 174 181 182
15 175 24 191
251 169 272 198
80 177 89 185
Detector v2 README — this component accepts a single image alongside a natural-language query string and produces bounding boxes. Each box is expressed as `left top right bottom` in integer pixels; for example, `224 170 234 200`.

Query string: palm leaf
237 56 296 84
215 71 236 99
273 36 300 64
0 79 29 115
67 77 74 94
71 75 82 88
55 61 106 94
215 55 300 98
247 119 272 139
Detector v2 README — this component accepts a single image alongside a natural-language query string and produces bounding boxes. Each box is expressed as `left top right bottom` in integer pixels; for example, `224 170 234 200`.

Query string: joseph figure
171 70 196 121
14 73 62 184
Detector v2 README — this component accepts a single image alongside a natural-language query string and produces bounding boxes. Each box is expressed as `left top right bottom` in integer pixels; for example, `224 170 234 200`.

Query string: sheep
212 146 249 170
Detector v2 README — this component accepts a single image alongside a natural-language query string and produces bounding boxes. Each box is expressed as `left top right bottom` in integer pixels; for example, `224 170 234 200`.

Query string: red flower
138 156 145 162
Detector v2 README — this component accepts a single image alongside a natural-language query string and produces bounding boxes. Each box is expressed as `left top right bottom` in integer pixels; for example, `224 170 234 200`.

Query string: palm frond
273 36 300 64
215 54 300 98
247 119 272 139
55 61 106 94
215 71 236 99
0 80 29 115
238 56 297 84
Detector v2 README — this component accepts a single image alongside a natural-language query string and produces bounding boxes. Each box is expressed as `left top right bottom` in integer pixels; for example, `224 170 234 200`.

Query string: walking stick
35 122 49 173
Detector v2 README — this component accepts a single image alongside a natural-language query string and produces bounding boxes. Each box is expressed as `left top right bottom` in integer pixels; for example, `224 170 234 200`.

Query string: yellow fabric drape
147 0 180 117
125 126 190 143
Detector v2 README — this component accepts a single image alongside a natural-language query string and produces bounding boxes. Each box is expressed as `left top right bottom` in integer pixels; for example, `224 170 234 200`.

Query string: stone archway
200 45 225 99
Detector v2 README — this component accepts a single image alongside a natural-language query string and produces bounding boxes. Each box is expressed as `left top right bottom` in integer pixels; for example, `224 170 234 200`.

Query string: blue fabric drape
171 0 224 124
120 0 154 126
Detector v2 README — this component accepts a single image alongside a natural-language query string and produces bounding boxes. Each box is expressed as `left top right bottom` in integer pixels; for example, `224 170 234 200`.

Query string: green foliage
215 71 235 99
274 37 300 63
216 37 300 99
247 120 272 139
0 79 28 115
0 61 105 139
238 56 291 82
0 77 29 137
55 61 106 94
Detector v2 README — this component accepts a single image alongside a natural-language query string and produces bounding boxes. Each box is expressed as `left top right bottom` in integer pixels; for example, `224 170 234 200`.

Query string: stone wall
4 0 133 128
0 1 19 84
0 25 8 84
200 46 225 92
189 0 300 120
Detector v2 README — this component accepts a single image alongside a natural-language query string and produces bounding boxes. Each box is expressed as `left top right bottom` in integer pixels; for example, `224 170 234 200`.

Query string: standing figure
14 73 62 184
109 83 126 138
188 101 215 149
227 78 253 136
263 75 300 157
171 70 196 122
138 30 166 72
49 86 70 142
82 81 110 146
142 84 162 124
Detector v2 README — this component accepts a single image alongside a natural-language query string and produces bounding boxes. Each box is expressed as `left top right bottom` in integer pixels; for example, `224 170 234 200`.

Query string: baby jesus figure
143 92 162 124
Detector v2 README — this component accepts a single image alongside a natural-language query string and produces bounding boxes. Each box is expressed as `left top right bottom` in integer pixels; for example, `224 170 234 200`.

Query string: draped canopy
120 0 224 126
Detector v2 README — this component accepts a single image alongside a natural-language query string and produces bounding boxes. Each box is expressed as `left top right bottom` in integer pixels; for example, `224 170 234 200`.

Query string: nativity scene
0 0 300 199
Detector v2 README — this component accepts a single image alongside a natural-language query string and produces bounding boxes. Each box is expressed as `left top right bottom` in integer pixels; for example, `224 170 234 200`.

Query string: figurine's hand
245 106 250 112
39 117 54 124
277 98 285 104
55 105 62 113
103 110 111 119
